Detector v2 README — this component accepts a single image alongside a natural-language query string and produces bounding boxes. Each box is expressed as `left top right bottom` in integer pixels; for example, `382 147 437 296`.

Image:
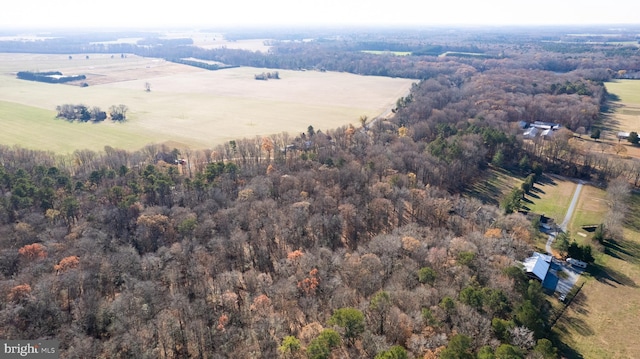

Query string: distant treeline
1 29 640 80
167 58 239 71
17 71 86 84
136 37 194 46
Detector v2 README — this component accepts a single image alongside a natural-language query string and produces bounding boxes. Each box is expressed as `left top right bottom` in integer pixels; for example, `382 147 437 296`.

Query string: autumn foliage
54 256 79 273
297 268 320 296
18 243 47 260
8 284 32 302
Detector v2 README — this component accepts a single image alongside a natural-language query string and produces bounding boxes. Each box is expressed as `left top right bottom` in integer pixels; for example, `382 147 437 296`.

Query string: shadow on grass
551 323 587 359
623 193 640 233
527 191 541 199
466 180 501 206
589 262 637 288
603 239 640 265
537 175 558 187
570 290 590 316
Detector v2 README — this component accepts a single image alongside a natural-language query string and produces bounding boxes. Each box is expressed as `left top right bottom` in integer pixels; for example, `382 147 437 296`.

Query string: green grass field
568 185 608 238
525 176 577 224
0 100 160 153
0 53 414 154
606 80 640 105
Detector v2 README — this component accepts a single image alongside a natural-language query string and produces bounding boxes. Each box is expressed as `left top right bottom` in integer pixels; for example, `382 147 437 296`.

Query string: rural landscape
1 24 640 359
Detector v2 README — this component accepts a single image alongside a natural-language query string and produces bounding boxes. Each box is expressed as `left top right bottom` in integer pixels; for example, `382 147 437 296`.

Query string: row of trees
254 71 280 80
55 104 128 122
17 71 86 84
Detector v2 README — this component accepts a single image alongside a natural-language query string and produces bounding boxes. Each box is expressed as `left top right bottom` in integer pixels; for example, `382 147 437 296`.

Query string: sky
2 0 640 29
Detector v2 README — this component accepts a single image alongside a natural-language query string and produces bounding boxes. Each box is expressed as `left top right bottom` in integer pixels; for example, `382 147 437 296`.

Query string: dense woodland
1 27 639 358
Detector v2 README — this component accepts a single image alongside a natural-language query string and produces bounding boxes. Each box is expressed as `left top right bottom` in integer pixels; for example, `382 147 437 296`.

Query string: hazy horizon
1 0 639 30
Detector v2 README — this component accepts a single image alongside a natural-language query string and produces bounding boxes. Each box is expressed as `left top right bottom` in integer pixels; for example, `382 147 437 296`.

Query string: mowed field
604 80 640 134
591 80 640 157
0 53 414 153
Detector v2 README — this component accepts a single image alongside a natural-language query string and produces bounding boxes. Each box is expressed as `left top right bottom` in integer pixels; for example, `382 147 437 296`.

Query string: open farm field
0 100 159 153
606 80 640 105
0 53 414 154
0 53 202 86
604 80 640 134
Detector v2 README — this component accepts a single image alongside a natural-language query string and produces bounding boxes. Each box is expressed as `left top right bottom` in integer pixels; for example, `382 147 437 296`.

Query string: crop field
0 53 414 154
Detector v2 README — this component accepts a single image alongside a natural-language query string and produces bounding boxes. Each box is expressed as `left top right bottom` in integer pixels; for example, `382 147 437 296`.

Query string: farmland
604 80 640 134
0 53 414 154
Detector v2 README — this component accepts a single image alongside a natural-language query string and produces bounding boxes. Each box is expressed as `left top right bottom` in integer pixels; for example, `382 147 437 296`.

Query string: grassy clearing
606 80 640 105
0 53 414 154
553 191 640 358
568 185 608 239
464 167 523 207
604 80 640 137
525 176 576 224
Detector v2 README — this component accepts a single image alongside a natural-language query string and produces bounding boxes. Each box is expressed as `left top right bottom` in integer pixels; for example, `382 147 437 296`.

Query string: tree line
55 104 128 122
17 71 86 84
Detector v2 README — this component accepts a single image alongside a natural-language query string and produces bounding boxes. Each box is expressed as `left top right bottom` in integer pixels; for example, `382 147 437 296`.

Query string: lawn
0 53 415 154
568 185 608 240
525 176 577 224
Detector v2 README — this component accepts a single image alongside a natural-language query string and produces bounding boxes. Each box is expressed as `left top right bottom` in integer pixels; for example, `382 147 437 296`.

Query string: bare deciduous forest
1 26 639 358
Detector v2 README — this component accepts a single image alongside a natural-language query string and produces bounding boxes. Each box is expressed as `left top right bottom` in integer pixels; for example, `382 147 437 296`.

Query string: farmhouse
521 121 562 140
532 121 562 130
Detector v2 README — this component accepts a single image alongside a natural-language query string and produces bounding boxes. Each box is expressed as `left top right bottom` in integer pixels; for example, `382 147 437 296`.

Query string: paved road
545 180 584 254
